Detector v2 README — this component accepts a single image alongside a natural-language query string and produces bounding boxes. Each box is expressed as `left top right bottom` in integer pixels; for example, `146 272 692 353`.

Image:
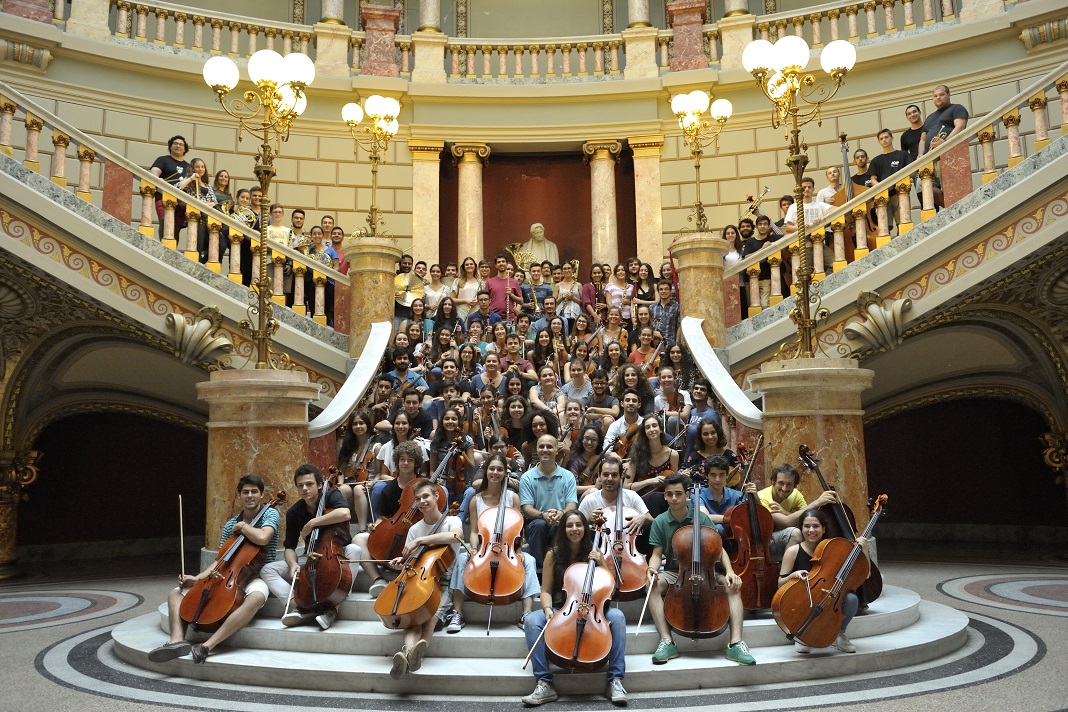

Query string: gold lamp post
202 49 315 369
669 89 733 233
341 95 402 238
742 36 856 358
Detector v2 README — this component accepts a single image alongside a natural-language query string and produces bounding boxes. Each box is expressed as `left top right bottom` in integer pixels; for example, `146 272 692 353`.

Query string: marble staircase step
113 599 968 695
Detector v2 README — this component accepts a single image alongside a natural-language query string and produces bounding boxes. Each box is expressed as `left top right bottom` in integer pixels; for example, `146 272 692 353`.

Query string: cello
723 461 778 611
797 445 883 605
599 497 648 601
463 479 526 614
179 490 286 631
375 509 457 630
544 529 615 671
772 494 887 648
663 482 730 638
367 443 455 561
293 481 353 613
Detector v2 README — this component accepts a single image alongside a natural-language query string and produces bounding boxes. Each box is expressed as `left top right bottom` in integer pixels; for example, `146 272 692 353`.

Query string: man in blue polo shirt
519 433 577 571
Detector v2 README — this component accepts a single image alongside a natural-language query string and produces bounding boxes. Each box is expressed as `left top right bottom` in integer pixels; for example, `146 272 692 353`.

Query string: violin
725 444 751 490
723 465 777 611
544 529 615 671
179 490 286 631
444 437 469 514
613 421 642 459
375 510 457 630
366 444 455 561
599 500 647 601
772 494 887 648
797 445 883 606
293 481 353 612
577 449 607 487
463 480 525 607
663 483 730 639
640 340 664 378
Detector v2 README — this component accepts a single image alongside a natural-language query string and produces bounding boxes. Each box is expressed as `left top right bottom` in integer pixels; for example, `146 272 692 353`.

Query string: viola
179 490 286 631
375 511 457 630
293 482 353 612
797 445 883 606
663 483 730 639
463 480 525 607
544 530 615 671
599 500 648 601
723 482 777 611
772 494 887 648
366 443 455 561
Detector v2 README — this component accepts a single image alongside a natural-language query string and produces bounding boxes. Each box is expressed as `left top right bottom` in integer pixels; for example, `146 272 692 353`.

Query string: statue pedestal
669 231 728 348
343 235 402 357
196 370 321 566
748 358 874 526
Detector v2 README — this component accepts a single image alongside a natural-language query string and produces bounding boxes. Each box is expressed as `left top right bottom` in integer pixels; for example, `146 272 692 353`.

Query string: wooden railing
0 80 349 330
107 0 314 60
726 58 1068 317
755 0 959 46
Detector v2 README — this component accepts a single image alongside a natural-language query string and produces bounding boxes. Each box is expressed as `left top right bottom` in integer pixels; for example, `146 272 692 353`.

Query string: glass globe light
341 102 364 125
820 39 857 74
772 35 810 73
709 98 733 121
670 93 691 115
364 94 387 118
203 56 239 91
292 93 308 116
275 84 298 114
282 52 315 86
381 97 401 119
742 39 774 74
688 90 711 114
767 72 788 101
385 119 399 136
247 49 285 87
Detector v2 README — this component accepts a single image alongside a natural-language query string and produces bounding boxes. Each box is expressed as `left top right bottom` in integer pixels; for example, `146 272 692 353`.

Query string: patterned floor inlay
0 590 142 633
939 574 1068 617
36 614 1041 712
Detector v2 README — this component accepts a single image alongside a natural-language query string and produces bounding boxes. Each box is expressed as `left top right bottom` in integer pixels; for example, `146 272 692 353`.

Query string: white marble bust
520 223 560 265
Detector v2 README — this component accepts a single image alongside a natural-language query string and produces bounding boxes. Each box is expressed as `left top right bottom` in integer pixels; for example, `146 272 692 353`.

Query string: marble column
667 0 709 72
418 0 441 31
361 4 401 77
409 139 445 267
583 140 622 268
629 135 665 267
669 231 728 348
747 358 875 526
343 235 403 356
627 0 651 27
0 450 40 580
102 159 134 224
2 0 50 23
321 0 345 23
451 143 490 263
939 141 972 208
196 371 321 562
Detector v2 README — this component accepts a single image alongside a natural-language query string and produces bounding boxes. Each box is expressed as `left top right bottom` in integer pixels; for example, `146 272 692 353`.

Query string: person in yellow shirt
756 464 838 562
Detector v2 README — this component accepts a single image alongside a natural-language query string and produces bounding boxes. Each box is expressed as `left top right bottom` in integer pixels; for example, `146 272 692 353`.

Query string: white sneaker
369 578 388 598
445 610 466 633
390 648 409 679
281 610 315 627
606 678 628 706
315 609 337 630
833 633 856 653
406 639 428 672
794 640 811 654
522 682 558 707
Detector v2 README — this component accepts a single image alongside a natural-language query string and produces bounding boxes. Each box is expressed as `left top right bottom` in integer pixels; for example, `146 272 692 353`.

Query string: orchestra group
151 231 883 707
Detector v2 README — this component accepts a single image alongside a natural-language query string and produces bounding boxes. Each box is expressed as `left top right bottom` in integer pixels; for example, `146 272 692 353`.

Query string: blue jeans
523 606 626 683
524 519 556 571
369 480 390 518
457 486 477 524
841 591 859 634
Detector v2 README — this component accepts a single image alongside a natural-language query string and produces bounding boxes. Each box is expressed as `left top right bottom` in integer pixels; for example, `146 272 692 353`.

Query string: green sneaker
726 641 756 665
652 639 679 664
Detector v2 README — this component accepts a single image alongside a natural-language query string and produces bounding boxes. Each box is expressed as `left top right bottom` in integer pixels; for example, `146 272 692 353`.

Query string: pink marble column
360 4 400 77
2 0 51 23
723 274 742 327
309 431 337 471
629 135 665 267
343 235 402 356
102 160 134 224
940 141 972 207
583 140 622 267
333 281 351 335
667 0 709 72
669 232 728 348
451 143 490 263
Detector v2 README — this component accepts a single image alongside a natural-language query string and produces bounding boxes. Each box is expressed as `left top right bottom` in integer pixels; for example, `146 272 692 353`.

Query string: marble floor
2 541 1066 712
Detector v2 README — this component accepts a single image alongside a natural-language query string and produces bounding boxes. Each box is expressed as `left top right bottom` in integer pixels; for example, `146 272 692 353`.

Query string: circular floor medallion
0 590 143 633
938 574 1068 617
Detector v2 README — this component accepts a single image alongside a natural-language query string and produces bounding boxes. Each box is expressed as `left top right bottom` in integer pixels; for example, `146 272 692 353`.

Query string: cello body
293 486 353 612
367 447 454 561
463 484 525 606
376 544 455 630
724 494 778 611
179 492 285 631
600 504 647 601
544 556 615 672
663 486 730 639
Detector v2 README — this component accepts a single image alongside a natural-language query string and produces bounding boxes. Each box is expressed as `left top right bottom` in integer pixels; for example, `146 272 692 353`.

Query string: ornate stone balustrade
726 58 1068 319
0 80 350 333
108 0 313 59
756 0 958 47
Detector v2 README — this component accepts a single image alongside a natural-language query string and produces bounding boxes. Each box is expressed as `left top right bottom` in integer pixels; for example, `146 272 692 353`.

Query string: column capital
451 142 490 165
628 134 664 158
408 138 445 161
582 139 622 163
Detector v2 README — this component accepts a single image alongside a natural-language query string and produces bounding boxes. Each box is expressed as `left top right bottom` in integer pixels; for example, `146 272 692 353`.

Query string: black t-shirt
149 155 192 200
282 488 351 550
741 234 782 280
921 103 969 150
851 171 871 188
387 404 434 438
900 128 922 162
378 478 406 519
869 150 912 194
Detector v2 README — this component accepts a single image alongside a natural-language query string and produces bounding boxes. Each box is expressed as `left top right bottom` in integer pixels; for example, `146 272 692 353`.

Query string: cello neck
840 133 854 200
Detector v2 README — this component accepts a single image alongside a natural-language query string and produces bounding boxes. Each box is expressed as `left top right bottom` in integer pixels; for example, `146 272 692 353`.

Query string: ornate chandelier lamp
341 95 402 239
668 89 733 233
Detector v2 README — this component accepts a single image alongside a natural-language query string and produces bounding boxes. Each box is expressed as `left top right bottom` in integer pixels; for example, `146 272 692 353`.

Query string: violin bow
738 434 764 489
178 495 185 581
635 568 658 634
